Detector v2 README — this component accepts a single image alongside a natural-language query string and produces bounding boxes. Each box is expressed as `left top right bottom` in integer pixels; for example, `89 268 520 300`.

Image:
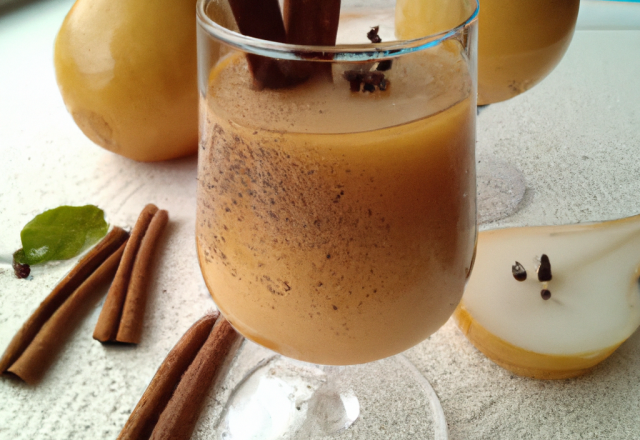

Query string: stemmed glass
195 0 478 437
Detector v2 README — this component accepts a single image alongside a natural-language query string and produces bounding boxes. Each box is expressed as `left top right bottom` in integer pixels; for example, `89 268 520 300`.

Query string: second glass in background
396 0 580 105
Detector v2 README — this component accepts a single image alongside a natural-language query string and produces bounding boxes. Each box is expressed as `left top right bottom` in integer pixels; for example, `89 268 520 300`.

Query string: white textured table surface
1 1 640 439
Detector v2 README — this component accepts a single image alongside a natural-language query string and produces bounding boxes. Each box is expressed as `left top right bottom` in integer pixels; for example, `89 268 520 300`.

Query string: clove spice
512 261 527 281
367 26 382 43
537 254 552 282
541 289 552 300
343 27 392 93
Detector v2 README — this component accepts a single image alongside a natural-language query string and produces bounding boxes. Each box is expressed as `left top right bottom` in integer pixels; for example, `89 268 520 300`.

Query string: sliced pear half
455 214 640 379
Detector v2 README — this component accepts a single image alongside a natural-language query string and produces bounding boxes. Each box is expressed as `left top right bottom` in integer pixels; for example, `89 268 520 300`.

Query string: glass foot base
477 158 527 224
198 340 448 439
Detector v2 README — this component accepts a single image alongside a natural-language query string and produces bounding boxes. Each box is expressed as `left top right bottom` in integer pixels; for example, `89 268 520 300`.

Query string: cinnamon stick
116 209 169 344
282 0 341 81
7 241 127 384
117 312 219 440
0 227 129 375
149 316 242 440
227 0 291 89
93 204 158 342
227 0 341 88
284 0 341 46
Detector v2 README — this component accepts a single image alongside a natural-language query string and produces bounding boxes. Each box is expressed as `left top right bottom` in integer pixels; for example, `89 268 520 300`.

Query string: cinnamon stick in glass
117 312 219 440
227 0 290 89
282 0 341 81
93 204 159 342
227 0 341 88
284 0 341 45
0 226 129 376
7 241 127 384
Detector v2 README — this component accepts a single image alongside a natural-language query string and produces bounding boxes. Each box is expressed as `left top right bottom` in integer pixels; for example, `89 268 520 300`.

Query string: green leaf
20 205 109 265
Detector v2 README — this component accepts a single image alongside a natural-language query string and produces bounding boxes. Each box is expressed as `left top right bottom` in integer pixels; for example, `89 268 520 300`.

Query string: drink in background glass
476 0 580 105
396 0 579 105
196 1 478 366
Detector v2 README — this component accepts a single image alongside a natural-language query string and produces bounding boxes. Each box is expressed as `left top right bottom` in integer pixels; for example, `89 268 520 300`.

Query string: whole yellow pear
54 0 198 162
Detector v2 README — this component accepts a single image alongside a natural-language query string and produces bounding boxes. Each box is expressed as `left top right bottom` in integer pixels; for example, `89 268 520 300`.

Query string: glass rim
196 0 479 62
